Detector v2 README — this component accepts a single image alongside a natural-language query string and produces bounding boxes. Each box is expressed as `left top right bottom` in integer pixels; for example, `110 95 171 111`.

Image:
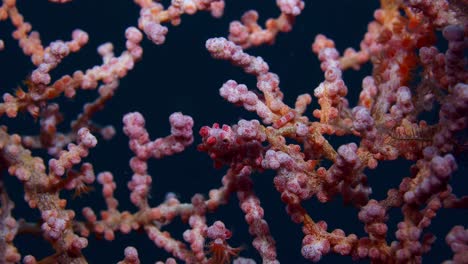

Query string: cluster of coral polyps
0 0 467 263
